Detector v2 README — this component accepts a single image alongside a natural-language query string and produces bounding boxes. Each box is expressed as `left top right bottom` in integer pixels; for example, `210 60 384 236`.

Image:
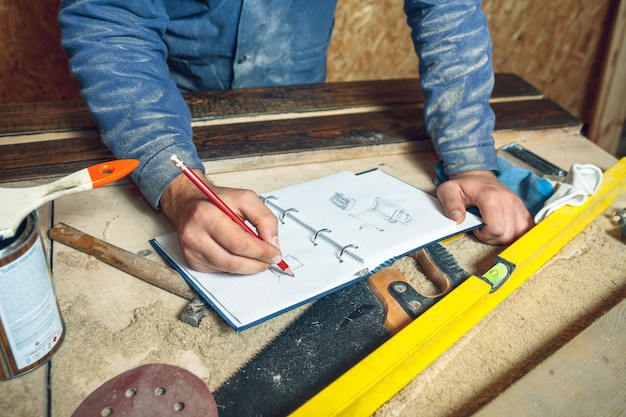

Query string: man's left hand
436 170 533 245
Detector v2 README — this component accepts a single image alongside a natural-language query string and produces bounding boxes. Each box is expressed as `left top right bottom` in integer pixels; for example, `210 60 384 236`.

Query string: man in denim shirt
60 0 532 274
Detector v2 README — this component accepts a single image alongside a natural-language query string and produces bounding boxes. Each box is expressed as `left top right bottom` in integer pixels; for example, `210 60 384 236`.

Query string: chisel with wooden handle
49 223 197 302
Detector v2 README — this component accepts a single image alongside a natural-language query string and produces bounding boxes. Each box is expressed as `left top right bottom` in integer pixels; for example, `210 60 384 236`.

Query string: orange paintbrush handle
87 159 140 188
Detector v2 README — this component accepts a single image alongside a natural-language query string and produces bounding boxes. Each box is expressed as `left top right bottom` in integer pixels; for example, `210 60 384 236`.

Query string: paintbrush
0 159 138 240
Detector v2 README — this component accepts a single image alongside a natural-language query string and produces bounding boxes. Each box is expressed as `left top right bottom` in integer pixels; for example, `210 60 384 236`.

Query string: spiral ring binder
312 228 332 245
338 244 359 262
262 196 364 264
281 208 299 223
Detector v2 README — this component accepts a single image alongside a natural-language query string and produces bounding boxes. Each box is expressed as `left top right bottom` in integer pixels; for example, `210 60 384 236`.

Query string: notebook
151 169 482 331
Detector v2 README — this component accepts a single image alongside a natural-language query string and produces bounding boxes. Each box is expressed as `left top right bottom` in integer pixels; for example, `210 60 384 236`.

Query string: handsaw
213 242 471 416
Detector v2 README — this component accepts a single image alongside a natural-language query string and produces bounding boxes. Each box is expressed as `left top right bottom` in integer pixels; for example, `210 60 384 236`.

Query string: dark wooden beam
0 75 575 183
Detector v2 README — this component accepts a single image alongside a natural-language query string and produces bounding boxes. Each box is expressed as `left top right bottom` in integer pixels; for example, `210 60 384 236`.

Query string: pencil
170 155 294 276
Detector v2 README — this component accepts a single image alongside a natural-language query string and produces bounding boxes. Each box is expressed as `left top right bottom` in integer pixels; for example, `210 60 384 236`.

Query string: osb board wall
327 0 616 125
0 0 616 126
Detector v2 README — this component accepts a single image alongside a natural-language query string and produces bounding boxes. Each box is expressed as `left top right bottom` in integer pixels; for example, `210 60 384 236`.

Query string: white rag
534 164 603 223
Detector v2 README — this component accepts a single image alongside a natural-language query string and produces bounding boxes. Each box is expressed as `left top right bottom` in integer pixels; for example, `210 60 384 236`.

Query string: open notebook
151 169 482 331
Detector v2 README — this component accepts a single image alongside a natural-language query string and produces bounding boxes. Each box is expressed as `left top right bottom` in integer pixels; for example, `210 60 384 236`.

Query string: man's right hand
160 170 284 274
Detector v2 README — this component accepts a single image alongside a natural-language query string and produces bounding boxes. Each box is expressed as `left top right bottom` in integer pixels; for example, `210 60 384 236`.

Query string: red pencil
171 155 294 276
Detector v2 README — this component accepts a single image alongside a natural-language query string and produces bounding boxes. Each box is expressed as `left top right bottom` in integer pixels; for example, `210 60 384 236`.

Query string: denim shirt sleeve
404 0 498 176
59 0 205 208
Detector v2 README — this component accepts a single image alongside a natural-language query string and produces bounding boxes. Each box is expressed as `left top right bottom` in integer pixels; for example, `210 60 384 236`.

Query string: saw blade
214 279 391 417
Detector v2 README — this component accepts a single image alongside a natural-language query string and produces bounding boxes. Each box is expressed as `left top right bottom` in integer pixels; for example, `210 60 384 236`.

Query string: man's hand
436 170 533 245
160 170 283 274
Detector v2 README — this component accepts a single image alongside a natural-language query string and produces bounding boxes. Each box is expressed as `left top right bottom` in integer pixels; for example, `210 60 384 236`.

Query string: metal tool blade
214 279 390 417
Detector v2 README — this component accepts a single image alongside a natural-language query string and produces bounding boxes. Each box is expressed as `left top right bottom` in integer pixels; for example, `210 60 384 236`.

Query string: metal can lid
0 211 38 256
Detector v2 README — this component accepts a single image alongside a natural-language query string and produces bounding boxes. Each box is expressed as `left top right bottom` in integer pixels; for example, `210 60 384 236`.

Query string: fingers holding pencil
178 198 282 274
161 157 291 275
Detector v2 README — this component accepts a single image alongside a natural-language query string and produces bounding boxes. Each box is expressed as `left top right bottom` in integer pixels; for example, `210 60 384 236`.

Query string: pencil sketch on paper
349 197 413 232
329 192 355 210
269 255 303 278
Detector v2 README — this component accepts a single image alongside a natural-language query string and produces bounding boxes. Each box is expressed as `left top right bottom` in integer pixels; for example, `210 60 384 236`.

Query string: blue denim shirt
60 0 497 208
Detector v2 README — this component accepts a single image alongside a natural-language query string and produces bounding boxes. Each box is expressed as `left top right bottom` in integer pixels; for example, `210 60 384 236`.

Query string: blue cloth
435 157 554 217
60 0 497 208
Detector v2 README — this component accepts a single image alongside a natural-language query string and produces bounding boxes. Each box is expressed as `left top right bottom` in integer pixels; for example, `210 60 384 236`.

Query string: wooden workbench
0 75 624 416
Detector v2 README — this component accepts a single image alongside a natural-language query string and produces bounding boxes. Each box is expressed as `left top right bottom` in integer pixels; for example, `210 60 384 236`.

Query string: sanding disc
71 363 218 417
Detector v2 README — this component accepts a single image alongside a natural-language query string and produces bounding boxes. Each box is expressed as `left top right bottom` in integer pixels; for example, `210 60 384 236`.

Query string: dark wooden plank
184 73 541 122
493 99 580 131
490 73 542 99
0 99 579 183
0 101 96 135
190 99 578 161
0 137 113 182
193 108 430 161
0 74 540 136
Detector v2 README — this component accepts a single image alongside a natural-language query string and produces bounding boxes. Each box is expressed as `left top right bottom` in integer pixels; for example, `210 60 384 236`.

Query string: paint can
0 211 64 380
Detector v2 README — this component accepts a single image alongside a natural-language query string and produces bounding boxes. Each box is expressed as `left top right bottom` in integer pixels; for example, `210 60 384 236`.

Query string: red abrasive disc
71 363 218 417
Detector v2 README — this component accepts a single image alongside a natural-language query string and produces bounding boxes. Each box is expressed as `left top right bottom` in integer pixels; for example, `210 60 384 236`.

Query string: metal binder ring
280 208 299 223
311 228 331 245
338 244 358 262
260 195 278 203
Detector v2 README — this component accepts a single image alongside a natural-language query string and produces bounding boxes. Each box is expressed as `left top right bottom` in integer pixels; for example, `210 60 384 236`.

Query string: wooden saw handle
366 268 413 334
